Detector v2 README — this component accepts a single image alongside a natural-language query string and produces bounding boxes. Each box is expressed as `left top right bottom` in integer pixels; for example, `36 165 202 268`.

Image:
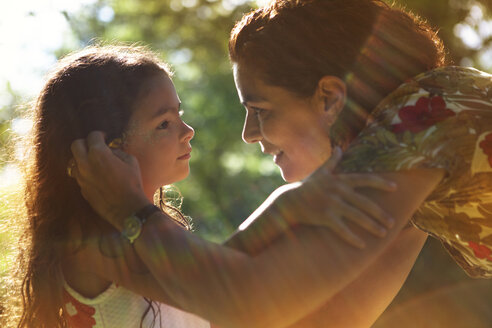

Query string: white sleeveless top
63 282 210 328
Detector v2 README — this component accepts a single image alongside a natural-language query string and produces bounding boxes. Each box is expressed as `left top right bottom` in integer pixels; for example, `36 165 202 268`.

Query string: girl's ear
315 75 347 125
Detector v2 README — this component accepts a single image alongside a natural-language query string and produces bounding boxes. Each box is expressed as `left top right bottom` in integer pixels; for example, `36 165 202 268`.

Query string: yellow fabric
339 66 492 278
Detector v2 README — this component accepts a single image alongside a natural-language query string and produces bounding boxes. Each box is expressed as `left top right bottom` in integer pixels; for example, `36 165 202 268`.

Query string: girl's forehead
133 75 180 119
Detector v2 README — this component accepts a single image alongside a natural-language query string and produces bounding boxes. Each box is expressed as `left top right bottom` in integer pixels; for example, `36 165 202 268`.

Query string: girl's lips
178 152 191 160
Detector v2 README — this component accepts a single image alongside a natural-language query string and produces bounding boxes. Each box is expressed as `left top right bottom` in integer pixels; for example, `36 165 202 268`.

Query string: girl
16 45 208 328
15 44 395 327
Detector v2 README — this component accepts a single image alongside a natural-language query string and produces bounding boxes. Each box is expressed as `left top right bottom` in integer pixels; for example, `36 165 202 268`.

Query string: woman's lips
273 151 284 164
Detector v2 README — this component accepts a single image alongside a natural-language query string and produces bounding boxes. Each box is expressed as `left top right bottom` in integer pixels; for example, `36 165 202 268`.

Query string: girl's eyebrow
150 102 181 119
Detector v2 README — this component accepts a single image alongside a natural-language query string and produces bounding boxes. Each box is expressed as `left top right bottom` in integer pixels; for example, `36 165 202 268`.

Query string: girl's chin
154 171 190 189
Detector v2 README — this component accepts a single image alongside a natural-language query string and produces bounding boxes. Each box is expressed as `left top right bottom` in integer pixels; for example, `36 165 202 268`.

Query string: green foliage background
1 0 492 239
1 0 491 323
57 0 492 240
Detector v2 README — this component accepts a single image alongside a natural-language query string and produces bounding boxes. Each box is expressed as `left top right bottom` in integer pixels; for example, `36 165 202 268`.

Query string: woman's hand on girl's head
70 131 150 230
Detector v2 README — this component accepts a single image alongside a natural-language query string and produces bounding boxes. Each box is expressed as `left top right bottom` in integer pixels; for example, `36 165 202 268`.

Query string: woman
227 0 492 278
13 44 395 328
71 0 491 327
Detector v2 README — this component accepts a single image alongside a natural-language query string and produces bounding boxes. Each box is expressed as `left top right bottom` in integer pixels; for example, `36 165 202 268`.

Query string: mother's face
233 63 335 182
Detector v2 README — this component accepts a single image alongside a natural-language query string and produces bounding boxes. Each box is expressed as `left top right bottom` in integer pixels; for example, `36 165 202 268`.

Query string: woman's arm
152 170 440 328
74 144 442 328
75 221 427 328
66 237 180 307
71 132 444 327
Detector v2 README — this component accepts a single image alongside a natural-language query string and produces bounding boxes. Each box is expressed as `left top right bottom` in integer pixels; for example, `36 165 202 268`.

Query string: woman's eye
252 107 264 116
158 120 169 129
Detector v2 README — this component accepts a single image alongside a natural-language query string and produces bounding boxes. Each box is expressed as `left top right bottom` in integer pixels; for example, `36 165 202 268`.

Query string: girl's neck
62 214 112 298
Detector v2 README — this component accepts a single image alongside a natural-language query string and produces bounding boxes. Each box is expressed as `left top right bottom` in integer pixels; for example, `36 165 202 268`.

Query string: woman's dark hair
229 0 447 145
16 45 171 327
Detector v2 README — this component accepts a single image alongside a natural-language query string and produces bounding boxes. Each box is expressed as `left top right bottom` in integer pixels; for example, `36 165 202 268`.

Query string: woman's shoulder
411 66 492 94
415 65 492 80
371 66 492 119
342 66 492 279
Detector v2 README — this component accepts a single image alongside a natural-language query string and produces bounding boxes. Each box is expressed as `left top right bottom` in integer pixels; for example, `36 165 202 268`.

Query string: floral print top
339 66 492 278
63 281 210 328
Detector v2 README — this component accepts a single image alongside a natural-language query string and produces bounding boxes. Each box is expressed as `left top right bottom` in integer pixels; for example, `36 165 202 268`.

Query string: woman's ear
315 75 347 124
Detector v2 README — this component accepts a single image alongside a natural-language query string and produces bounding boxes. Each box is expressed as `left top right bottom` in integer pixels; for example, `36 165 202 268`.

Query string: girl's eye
158 120 169 129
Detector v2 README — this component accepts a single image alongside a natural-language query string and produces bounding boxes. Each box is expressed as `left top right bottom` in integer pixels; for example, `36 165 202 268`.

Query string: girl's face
124 74 194 200
233 64 334 182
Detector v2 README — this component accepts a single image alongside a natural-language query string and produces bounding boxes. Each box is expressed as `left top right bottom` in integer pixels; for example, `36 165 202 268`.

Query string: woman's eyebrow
241 94 267 106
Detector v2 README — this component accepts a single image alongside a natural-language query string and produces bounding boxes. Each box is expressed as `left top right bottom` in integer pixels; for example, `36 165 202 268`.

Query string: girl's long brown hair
15 45 171 327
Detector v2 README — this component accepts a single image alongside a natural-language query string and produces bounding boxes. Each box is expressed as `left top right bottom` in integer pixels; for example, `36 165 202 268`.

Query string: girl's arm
287 226 427 328
129 169 441 328
72 209 427 328
72 130 443 327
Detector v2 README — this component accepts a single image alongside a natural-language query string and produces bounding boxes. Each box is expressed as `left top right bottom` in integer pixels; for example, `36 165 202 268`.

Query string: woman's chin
280 169 307 183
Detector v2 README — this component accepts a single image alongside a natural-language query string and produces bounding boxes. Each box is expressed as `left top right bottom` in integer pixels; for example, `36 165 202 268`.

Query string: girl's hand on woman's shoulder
227 148 397 252
297 147 397 248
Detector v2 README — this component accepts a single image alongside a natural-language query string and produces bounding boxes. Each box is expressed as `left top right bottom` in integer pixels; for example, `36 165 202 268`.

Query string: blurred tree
1 0 491 241
401 0 492 71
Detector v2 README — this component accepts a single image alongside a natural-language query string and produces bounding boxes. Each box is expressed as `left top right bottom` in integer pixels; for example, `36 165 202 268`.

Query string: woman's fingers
71 139 88 165
111 148 138 166
86 131 107 150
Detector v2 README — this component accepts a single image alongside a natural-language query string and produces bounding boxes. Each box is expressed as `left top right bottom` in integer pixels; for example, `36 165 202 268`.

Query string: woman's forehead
233 63 270 103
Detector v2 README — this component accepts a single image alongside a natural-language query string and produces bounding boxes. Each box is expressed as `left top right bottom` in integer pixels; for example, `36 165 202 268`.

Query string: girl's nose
181 121 194 142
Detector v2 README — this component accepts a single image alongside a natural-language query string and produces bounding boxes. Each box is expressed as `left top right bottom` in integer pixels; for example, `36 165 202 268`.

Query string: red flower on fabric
392 95 455 133
479 133 492 167
63 289 96 328
467 241 492 261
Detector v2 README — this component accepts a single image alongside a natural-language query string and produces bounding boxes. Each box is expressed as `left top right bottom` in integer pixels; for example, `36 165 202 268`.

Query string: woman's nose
242 111 262 144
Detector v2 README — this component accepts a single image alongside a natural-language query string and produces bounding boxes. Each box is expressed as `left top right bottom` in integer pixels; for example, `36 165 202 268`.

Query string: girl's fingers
326 215 366 249
337 186 395 228
335 199 388 237
324 146 343 172
340 174 397 191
